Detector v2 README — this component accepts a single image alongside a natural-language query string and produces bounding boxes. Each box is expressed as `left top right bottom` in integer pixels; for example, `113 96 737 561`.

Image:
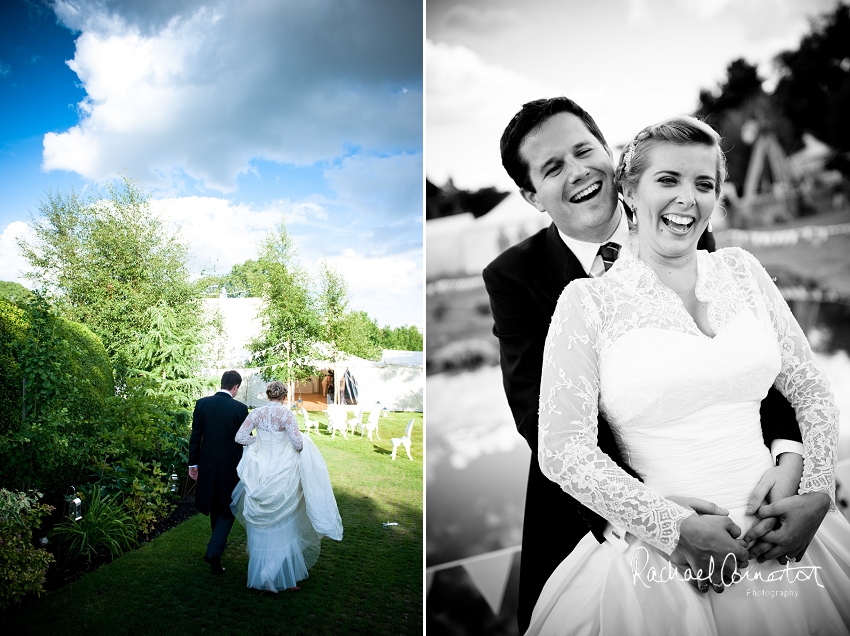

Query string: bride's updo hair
615 116 727 197
265 381 287 401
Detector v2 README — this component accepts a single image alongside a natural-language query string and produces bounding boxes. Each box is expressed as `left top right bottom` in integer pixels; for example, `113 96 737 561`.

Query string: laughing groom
482 96 816 633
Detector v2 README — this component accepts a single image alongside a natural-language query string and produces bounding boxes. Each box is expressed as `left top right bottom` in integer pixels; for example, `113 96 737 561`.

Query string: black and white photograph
426 1 850 634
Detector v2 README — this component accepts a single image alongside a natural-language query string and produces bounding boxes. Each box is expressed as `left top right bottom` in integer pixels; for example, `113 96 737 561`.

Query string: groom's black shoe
204 555 225 575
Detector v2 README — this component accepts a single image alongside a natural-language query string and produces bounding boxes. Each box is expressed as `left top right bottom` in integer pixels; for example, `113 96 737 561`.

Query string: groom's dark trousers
189 391 249 561
483 222 803 633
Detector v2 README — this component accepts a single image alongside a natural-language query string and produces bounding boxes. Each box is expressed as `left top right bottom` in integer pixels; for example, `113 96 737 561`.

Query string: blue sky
0 0 423 329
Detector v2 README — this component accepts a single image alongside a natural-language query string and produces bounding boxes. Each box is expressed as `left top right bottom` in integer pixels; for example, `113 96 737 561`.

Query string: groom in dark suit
189 370 249 574
483 97 814 632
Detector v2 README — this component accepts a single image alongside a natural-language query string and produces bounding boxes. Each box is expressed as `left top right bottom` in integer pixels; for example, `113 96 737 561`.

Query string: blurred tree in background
696 3 850 184
696 59 796 189
773 2 850 171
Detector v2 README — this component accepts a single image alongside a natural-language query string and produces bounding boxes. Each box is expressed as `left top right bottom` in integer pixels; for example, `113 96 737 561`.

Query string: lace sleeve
235 410 257 445
284 410 303 451
741 250 839 508
539 282 693 555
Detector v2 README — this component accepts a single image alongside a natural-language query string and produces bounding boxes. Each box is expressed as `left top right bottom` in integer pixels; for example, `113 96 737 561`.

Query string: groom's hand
667 496 731 593
746 492 830 564
189 466 198 480
742 453 803 560
746 453 803 514
676 512 749 593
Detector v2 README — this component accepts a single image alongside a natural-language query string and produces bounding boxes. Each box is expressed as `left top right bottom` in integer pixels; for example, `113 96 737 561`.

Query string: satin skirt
231 432 343 592
526 509 850 636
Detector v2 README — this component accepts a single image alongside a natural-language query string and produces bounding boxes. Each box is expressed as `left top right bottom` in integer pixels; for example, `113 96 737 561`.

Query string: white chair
347 405 365 435
360 406 381 441
326 405 349 440
300 407 319 435
391 419 415 461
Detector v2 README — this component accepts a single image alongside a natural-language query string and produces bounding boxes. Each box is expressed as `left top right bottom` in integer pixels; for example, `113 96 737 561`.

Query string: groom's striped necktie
590 242 621 277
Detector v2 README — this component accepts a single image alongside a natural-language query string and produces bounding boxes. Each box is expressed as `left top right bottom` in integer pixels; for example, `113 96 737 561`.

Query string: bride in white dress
231 381 343 592
528 117 850 635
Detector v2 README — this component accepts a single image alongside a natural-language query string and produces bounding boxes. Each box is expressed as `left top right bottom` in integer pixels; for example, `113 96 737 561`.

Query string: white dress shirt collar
557 201 631 276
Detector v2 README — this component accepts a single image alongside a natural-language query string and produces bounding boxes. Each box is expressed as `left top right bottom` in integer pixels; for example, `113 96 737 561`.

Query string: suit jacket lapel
533 223 587 310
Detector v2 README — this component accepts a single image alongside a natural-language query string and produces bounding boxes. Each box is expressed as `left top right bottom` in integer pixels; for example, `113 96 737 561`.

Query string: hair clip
623 141 637 173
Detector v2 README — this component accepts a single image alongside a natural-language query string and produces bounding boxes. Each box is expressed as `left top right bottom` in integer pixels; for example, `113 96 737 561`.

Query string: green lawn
5 412 423 636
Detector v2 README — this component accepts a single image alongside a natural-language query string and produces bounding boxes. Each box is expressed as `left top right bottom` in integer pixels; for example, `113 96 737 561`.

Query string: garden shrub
49 485 136 563
0 298 27 446
0 295 113 499
0 489 55 607
89 379 189 536
0 281 33 303
124 464 175 537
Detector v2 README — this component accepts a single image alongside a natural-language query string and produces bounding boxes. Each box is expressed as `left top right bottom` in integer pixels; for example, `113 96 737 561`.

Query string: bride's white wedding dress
231 403 343 592
528 246 850 636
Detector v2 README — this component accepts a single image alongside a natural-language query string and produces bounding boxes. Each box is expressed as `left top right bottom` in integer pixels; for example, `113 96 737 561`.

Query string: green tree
388 324 423 351
126 302 210 408
337 310 383 360
250 223 321 404
205 258 268 298
317 262 349 360
18 178 208 402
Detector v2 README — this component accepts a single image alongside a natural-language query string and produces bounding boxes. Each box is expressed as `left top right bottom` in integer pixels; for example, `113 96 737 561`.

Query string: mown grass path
6 412 423 636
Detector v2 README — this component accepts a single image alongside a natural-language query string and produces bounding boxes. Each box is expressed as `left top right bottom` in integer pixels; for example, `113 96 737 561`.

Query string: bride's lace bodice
235 403 303 451
539 246 838 555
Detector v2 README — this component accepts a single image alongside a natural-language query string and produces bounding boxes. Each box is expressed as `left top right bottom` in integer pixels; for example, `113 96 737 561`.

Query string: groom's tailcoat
483 222 802 632
189 392 249 516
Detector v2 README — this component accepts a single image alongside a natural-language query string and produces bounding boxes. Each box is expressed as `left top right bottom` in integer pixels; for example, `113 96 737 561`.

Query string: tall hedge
0 295 114 498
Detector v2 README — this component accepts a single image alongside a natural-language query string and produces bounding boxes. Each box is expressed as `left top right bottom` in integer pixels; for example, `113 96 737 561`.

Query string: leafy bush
0 298 27 445
88 379 189 535
0 295 114 498
0 489 55 607
0 281 34 303
123 464 175 537
50 486 137 563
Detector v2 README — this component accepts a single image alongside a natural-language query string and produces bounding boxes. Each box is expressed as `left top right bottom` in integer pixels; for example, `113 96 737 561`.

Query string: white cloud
0 222 35 286
425 39 556 191
151 195 329 273
325 248 423 328
44 0 422 192
674 0 734 19
150 196 422 327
